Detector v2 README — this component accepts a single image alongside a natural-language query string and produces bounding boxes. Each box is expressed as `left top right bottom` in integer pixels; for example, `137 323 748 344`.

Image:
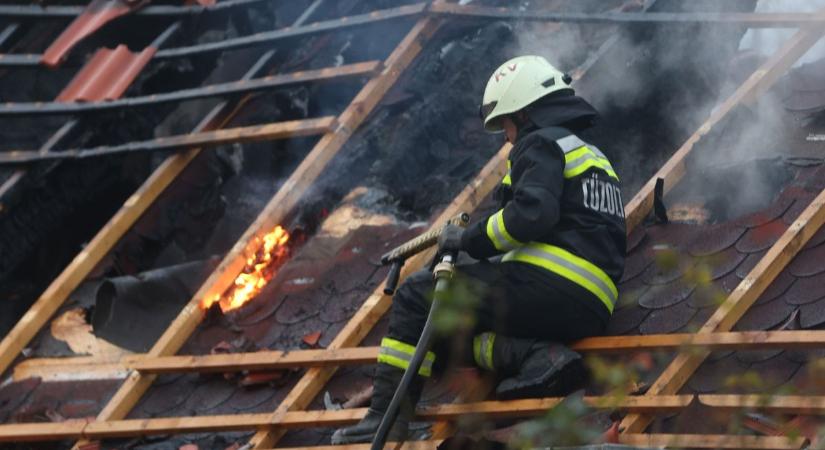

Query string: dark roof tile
134 374 198 417
788 243 825 278
687 224 746 257
225 385 280 412
704 247 748 281
684 306 716 332
783 273 825 306
641 256 694 285
645 223 700 250
718 272 744 295
605 305 649 335
688 285 725 309
615 280 649 311
233 293 287 327
786 347 825 365
326 262 381 295
275 294 322 325
627 226 647 254
688 354 747 393
59 399 99 419
800 297 825 329
804 227 825 250
734 349 784 365
732 195 794 228
185 378 238 414
782 196 812 225
621 249 652 283
735 252 766 279
744 357 802 392
639 301 697 334
320 289 365 324
734 299 796 331
754 271 796 306
735 219 787 253
319 321 346 348
638 279 696 310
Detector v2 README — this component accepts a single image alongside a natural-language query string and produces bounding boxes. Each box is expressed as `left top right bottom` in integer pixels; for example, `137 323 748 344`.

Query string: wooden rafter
0 395 692 442
68 12 445 450
623 16 825 232
17 330 825 381
621 186 825 434
619 434 807 450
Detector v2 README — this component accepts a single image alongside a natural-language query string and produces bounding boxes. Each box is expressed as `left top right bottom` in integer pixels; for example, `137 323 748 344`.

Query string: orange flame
201 225 290 312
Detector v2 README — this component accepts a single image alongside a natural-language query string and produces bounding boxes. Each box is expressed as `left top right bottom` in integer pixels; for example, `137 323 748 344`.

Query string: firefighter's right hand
437 224 465 254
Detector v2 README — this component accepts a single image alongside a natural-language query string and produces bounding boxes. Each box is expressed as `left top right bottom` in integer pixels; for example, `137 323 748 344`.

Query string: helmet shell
481 55 573 133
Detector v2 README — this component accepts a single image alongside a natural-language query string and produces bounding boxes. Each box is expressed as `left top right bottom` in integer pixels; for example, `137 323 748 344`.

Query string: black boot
331 364 424 445
491 336 588 400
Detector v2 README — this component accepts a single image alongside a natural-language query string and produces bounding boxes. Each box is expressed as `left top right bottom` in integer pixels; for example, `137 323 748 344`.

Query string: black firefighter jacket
461 124 627 323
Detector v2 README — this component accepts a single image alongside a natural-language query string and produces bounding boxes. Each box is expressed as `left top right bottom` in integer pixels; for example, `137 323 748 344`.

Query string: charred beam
154 3 427 59
0 0 266 18
0 4 427 67
430 3 825 28
0 62 380 116
0 117 337 165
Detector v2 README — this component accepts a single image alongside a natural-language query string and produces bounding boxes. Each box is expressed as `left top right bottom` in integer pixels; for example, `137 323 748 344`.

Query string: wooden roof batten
3 2 825 449
17 330 825 381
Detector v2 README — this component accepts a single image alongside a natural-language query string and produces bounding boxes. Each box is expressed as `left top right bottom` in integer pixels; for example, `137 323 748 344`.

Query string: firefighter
331 55 626 445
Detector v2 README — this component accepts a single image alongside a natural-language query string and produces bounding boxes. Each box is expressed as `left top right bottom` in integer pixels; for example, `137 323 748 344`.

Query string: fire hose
372 212 470 449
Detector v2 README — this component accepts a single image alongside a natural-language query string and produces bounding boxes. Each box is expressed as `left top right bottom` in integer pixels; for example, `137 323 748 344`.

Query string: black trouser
387 259 608 375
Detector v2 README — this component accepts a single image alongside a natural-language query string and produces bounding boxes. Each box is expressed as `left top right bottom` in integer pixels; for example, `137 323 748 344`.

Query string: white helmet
480 55 573 133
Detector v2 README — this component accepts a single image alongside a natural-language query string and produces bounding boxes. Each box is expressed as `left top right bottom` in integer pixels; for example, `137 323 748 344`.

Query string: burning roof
0 0 825 449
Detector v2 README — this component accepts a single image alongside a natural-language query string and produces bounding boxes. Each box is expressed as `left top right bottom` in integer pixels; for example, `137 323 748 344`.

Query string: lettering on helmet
494 64 519 82
581 174 624 218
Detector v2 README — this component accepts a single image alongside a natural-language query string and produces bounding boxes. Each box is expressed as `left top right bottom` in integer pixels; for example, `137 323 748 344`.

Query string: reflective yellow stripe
502 160 512 186
378 337 435 377
564 146 618 180
503 243 618 314
473 332 496 371
485 209 523 251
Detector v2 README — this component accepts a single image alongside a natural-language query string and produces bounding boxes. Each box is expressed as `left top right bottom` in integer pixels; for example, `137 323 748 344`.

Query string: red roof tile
42 0 146 68
57 45 155 103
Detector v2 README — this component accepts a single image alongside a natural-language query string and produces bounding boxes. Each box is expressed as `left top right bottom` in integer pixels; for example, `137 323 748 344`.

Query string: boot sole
495 359 589 401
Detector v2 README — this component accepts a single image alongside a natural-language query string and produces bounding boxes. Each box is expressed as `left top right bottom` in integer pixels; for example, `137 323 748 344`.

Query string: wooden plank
248 143 510 448
0 421 88 443
701 395 825 414
82 12 444 441
621 186 825 434
623 23 825 232
0 117 337 164
127 347 376 373
22 330 825 380
620 434 806 450
0 395 690 442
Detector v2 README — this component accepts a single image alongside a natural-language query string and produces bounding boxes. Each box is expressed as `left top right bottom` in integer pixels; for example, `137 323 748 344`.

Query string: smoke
500 0 824 220
740 0 825 66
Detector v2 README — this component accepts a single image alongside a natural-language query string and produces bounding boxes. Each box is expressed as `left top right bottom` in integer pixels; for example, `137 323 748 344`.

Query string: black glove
437 224 465 254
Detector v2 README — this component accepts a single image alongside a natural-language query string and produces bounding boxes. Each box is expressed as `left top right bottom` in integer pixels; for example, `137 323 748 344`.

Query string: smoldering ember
0 0 825 449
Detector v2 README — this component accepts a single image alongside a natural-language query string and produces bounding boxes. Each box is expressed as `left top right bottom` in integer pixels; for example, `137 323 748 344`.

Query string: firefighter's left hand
437 224 464 253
